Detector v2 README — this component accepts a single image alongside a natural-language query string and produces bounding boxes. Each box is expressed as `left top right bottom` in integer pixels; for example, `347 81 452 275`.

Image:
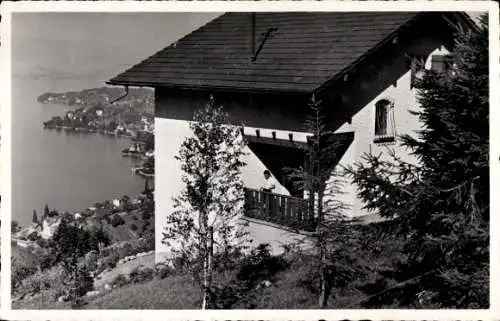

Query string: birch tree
162 97 249 309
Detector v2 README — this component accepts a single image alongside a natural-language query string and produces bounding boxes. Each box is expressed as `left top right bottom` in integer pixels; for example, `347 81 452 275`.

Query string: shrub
111 214 125 227
130 224 138 231
129 265 155 284
143 233 155 251
94 263 107 276
12 261 37 289
38 253 56 271
27 232 39 242
155 263 174 279
213 244 292 308
236 243 290 285
101 252 120 270
35 238 49 248
74 268 94 297
111 274 129 288
117 242 133 259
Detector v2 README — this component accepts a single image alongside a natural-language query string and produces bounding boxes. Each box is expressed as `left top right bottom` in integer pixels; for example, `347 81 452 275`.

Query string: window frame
374 99 395 144
431 54 454 73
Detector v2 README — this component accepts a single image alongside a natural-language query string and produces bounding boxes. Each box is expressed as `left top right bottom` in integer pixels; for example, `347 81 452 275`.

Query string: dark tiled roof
108 12 421 93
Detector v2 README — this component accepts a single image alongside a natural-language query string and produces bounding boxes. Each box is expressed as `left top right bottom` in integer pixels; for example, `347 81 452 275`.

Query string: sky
12 12 222 83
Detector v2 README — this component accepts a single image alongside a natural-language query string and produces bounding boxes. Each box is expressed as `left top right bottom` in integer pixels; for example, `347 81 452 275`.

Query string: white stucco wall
333 46 450 218
155 119 303 262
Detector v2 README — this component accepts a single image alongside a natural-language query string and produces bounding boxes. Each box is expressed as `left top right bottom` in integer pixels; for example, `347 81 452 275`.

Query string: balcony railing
244 187 317 232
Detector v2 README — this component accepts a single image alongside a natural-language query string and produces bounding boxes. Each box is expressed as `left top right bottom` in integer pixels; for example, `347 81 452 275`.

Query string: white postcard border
0 1 498 320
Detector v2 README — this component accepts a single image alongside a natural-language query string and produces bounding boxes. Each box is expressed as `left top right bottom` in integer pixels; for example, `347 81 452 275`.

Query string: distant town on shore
39 86 155 178
39 86 154 138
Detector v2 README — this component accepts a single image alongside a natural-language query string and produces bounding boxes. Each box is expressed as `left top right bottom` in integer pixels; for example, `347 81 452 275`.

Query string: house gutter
109 85 129 104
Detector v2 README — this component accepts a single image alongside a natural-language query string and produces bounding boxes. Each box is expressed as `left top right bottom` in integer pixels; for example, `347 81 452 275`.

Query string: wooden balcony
244 187 317 232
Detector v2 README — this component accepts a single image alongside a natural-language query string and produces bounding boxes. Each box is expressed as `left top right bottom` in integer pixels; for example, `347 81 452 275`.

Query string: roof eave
313 12 480 96
446 11 482 32
105 80 313 96
313 12 425 95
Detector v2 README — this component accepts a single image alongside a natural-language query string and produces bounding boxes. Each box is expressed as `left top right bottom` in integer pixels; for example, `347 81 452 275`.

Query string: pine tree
162 97 249 309
347 16 489 308
285 95 356 307
43 204 50 220
32 210 38 225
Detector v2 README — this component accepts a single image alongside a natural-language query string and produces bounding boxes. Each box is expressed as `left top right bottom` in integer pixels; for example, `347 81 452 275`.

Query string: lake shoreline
42 125 134 139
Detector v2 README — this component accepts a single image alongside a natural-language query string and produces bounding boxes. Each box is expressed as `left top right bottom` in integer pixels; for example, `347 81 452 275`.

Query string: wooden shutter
375 100 389 136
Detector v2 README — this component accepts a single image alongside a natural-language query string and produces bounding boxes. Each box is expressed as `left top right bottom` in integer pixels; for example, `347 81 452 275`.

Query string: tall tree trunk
201 227 214 309
201 253 208 309
316 188 328 308
200 209 208 310
207 227 214 307
318 241 328 308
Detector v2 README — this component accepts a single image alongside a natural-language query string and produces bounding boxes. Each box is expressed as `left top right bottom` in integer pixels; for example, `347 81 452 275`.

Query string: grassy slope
86 274 200 309
13 222 403 309
87 256 366 309
99 223 402 309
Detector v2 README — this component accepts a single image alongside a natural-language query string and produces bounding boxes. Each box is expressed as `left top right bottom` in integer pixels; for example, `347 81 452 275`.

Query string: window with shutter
431 54 453 73
375 100 389 136
374 99 396 144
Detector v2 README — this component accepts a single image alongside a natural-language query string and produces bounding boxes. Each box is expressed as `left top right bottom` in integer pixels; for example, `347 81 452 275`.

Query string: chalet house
108 12 476 261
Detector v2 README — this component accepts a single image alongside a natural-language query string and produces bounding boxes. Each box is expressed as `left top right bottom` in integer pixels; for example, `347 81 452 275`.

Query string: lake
12 77 147 227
